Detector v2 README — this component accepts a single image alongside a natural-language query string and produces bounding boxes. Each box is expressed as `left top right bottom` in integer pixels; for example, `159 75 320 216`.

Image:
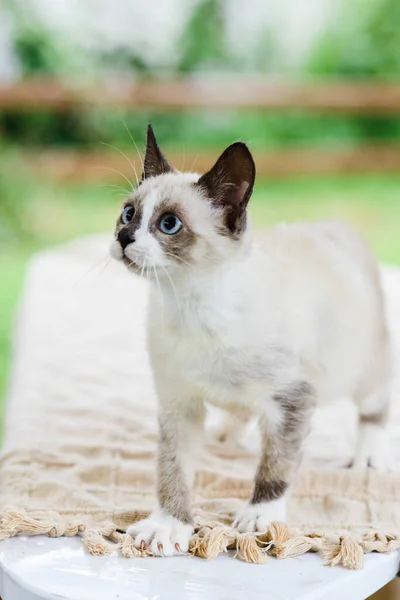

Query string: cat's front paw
233 498 286 533
127 512 193 556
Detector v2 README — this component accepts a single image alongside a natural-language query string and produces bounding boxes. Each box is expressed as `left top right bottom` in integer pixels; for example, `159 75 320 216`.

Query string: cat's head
110 124 256 279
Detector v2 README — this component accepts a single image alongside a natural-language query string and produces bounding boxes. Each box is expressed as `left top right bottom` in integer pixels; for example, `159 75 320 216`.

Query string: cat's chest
151 306 237 365
148 315 273 411
149 288 243 361
148 286 274 407
150 318 232 374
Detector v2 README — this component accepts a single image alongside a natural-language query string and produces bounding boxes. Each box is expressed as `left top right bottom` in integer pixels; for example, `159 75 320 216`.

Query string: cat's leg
352 384 394 472
234 381 315 533
127 399 205 556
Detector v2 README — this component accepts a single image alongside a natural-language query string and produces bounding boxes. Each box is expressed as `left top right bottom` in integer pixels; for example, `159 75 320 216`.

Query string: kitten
110 124 393 556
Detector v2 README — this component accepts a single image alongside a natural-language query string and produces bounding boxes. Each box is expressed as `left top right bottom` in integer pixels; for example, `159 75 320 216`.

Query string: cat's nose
118 228 135 250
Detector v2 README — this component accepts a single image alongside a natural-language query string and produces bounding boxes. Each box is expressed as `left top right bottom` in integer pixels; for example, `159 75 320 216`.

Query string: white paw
233 498 287 533
127 512 193 556
353 425 395 473
352 446 395 473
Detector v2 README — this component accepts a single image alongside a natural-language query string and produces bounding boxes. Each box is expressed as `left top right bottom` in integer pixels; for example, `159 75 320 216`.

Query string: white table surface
0 536 398 600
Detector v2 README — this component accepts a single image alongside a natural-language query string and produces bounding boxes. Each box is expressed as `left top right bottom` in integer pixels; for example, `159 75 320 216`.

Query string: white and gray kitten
110 124 392 556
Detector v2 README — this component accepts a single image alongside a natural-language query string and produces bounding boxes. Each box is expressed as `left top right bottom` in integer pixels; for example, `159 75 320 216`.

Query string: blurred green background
1 0 400 413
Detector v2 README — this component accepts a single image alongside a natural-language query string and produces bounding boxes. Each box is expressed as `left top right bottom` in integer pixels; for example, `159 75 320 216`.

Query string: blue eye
159 213 183 235
121 205 135 224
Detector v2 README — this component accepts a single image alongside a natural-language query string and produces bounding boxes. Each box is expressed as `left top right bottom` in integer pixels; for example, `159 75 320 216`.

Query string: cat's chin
121 256 166 281
109 240 153 278
122 257 156 279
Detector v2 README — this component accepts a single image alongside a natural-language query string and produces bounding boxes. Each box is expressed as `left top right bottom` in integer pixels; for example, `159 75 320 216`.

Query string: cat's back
254 219 386 344
255 219 382 299
254 219 388 400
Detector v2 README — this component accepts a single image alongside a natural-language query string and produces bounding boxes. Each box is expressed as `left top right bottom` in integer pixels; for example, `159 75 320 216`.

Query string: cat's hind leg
352 384 394 473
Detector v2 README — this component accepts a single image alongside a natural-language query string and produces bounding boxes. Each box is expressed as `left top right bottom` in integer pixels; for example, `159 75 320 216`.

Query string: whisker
97 190 127 199
163 252 194 270
122 120 144 174
96 183 130 195
188 153 199 172
100 142 139 187
73 253 112 287
181 144 186 172
98 256 112 277
160 264 183 328
122 256 137 272
152 264 164 326
92 166 135 191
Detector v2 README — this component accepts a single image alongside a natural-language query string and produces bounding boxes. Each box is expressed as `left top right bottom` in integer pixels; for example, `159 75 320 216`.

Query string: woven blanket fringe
1 509 400 569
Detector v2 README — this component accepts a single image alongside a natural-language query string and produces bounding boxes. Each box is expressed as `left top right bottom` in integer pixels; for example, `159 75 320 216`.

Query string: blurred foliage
1 0 95 143
0 0 399 149
87 110 400 152
1 110 98 147
3 108 398 153
5 0 93 76
178 0 229 72
307 0 400 140
0 0 400 147
308 0 400 77
13 25 59 76
9 1 64 76
177 0 279 73
98 47 153 76
0 148 38 243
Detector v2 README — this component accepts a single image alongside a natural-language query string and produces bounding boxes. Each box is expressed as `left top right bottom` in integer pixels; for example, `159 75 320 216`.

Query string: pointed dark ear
196 142 255 236
142 124 174 180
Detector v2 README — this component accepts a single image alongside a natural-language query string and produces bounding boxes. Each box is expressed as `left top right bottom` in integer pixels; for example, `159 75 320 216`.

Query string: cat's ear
142 124 174 180
196 142 255 235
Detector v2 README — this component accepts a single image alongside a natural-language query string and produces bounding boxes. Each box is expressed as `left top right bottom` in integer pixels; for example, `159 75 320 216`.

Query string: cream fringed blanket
1 235 400 568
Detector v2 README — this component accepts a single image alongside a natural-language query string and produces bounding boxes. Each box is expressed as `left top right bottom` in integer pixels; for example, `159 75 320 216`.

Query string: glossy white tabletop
0 536 398 600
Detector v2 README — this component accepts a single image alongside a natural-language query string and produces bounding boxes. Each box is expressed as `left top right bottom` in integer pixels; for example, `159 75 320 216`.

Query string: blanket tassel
1 510 399 569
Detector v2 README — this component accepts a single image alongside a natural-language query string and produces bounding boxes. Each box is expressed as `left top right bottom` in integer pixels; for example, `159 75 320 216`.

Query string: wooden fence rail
2 77 400 176
0 77 400 114
22 144 400 181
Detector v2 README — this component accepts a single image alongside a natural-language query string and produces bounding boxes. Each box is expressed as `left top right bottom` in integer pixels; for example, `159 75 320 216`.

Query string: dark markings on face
150 199 198 266
115 193 143 248
251 381 316 505
115 192 198 268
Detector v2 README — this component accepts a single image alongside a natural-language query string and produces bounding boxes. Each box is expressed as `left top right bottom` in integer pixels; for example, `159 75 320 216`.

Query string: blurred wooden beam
21 144 400 181
1 77 400 114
